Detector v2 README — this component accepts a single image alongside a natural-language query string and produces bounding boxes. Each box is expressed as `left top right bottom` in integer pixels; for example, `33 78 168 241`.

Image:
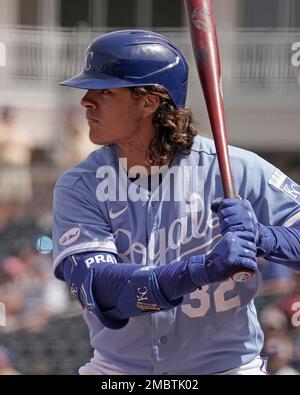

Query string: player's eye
101 89 110 95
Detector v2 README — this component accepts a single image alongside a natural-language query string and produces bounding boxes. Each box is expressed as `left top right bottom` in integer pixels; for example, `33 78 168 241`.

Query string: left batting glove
212 198 276 257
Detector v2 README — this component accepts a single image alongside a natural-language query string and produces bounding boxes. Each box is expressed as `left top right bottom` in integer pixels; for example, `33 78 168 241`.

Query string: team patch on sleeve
268 169 300 205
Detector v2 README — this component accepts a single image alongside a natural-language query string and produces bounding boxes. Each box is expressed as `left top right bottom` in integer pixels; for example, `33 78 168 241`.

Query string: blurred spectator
0 257 25 321
259 282 300 375
257 260 300 305
258 260 296 297
277 273 300 322
263 335 300 375
53 108 96 168
260 305 289 338
255 260 296 314
0 214 51 260
0 346 21 375
0 250 69 333
0 106 33 225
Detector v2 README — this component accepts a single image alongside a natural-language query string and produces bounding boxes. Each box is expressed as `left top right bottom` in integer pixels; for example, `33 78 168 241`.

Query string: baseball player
52 30 300 375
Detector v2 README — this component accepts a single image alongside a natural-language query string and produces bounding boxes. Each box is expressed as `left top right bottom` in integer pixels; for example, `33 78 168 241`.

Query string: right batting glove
188 231 258 286
212 198 276 257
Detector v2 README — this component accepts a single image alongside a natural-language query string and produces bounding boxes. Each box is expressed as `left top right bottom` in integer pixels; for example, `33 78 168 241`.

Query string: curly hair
129 85 198 167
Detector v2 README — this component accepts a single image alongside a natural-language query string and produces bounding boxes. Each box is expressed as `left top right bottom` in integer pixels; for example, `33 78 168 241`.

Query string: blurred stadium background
0 0 300 375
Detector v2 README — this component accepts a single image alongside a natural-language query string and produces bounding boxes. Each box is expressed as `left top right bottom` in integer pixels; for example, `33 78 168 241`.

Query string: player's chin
89 128 111 145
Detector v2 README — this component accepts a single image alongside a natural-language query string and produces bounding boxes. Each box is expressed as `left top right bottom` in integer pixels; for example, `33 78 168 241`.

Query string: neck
116 124 154 174
117 141 149 170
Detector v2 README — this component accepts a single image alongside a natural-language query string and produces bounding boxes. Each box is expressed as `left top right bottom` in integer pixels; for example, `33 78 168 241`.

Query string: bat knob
231 269 254 283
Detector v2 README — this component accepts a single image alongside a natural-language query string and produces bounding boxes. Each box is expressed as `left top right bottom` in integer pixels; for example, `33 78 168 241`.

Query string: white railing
0 26 299 84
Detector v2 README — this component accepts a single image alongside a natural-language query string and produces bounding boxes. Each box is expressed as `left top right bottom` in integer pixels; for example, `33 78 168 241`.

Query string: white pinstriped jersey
52 135 300 374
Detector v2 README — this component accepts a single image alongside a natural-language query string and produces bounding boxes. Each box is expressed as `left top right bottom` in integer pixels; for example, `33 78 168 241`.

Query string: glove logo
136 287 161 311
59 227 81 246
137 287 148 303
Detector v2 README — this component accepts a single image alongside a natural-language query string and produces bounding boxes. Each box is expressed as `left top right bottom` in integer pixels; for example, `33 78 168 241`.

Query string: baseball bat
185 0 254 282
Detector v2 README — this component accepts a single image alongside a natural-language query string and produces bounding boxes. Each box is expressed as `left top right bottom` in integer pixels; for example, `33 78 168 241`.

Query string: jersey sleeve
234 151 300 227
52 184 117 278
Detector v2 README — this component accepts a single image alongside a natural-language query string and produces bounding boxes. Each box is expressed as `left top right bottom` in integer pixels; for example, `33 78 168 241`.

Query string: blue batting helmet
60 30 189 108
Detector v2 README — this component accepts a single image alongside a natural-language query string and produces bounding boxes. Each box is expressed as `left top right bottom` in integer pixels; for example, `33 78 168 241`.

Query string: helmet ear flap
60 30 189 109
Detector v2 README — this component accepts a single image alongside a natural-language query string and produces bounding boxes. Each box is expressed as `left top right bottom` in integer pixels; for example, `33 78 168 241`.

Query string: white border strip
0 303 6 327
0 42 6 67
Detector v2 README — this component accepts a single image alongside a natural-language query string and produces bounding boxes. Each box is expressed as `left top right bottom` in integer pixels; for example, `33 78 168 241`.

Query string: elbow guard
104 266 183 322
62 253 182 330
62 253 128 330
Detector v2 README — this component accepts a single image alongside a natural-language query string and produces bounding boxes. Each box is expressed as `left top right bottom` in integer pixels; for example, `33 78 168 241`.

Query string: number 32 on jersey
181 278 241 318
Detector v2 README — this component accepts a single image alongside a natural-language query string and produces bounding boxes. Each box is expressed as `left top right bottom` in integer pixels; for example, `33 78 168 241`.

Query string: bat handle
218 149 235 199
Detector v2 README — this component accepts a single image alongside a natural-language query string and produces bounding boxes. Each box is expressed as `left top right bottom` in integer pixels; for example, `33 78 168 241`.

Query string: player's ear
141 94 160 117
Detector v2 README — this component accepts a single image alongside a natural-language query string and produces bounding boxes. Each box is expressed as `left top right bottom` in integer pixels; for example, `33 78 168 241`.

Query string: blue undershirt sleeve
263 221 300 271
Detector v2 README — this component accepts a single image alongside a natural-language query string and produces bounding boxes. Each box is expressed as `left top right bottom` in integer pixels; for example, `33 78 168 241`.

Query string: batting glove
189 231 258 286
212 198 276 257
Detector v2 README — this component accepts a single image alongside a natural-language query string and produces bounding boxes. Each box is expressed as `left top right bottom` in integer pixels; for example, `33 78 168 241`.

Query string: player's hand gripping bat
185 0 254 282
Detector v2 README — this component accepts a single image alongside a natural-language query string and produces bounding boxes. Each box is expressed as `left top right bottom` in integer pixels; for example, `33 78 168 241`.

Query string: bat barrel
185 0 254 281
184 0 235 198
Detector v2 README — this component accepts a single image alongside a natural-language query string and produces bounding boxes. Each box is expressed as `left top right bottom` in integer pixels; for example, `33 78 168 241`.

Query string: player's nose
81 91 97 109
